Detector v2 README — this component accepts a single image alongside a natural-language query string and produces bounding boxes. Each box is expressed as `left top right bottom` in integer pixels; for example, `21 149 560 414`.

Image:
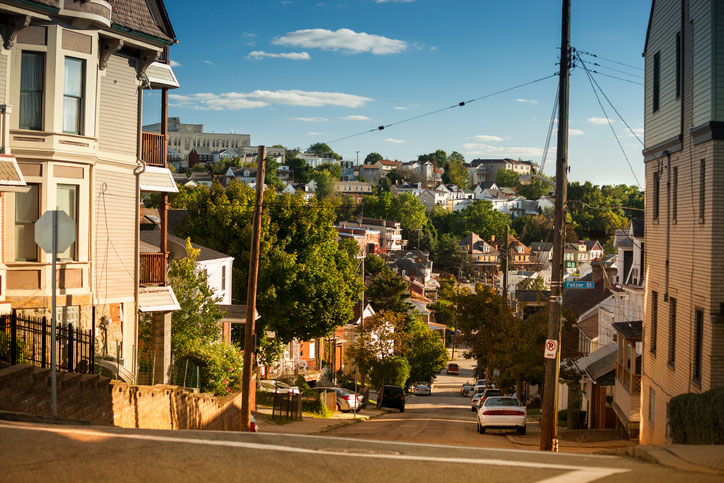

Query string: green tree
311 169 335 200
316 162 342 180
389 193 427 241
177 183 362 343
287 156 312 184
406 318 448 384
443 151 469 188
511 214 553 246
461 200 510 241
365 152 383 164
265 156 282 189
364 253 387 276
307 142 341 160
366 266 409 313
418 149 448 170
495 169 520 187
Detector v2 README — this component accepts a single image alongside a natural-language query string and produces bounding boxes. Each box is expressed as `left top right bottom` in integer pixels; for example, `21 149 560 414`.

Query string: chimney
591 261 610 289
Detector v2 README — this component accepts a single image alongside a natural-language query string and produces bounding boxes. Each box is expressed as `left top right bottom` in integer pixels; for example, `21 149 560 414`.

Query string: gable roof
612 320 643 340
632 218 644 238
563 280 612 316
577 313 599 340
108 0 175 43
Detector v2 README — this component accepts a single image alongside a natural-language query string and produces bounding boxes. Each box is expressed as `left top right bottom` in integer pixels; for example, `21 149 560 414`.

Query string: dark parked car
381 385 405 412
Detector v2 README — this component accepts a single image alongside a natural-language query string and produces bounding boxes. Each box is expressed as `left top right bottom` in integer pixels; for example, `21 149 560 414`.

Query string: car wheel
400 405 405 413
336 403 341 412
479 426 486 434
517 426 526 435
476 421 483 434
471 407 475 412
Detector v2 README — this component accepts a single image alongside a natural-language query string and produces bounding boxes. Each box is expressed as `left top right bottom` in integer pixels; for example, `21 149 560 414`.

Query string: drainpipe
133 83 146 380
664 150 671 302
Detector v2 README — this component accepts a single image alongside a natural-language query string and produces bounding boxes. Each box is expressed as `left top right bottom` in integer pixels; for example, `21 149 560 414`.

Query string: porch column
152 311 172 384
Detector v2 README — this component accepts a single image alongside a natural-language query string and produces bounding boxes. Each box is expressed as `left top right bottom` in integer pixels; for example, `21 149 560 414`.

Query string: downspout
133 83 146 380
664 150 671 302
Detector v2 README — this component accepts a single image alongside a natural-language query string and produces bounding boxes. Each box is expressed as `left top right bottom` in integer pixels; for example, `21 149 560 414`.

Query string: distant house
333 181 374 202
359 164 382 185
460 233 499 283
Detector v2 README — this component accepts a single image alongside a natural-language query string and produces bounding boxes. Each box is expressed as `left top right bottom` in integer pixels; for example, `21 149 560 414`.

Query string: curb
0 410 95 426
603 446 724 476
317 409 391 433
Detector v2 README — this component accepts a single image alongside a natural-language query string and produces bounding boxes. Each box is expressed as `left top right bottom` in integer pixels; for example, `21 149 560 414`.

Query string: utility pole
503 224 509 304
241 146 266 432
540 0 570 452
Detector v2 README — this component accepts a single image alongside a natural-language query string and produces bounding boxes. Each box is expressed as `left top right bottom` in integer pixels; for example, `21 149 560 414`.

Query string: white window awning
0 154 28 192
140 166 178 193
138 286 180 312
145 61 180 89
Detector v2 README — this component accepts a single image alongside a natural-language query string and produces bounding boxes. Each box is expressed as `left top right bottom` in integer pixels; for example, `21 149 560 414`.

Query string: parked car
304 387 362 412
476 396 526 435
461 382 474 397
471 393 484 412
480 388 503 406
413 383 431 396
446 363 459 375
381 385 406 412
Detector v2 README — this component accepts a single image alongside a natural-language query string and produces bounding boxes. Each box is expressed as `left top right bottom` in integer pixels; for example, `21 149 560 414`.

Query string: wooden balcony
140 252 167 286
141 132 167 167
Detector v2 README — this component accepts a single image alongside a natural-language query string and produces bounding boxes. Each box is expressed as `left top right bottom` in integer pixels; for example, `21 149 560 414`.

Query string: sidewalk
604 445 724 476
253 405 389 435
505 422 636 453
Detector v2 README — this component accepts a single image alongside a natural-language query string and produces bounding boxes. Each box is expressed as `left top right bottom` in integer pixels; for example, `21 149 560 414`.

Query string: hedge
668 387 724 444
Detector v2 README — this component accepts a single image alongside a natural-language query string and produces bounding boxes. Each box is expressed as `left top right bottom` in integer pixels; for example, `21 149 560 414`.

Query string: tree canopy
365 152 383 164
177 182 362 342
307 142 341 160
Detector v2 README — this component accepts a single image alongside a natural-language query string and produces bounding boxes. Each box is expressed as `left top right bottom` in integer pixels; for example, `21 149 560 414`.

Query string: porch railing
139 252 167 285
141 132 167 167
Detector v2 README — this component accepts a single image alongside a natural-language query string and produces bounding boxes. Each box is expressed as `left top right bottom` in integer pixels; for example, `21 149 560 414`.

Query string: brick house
640 0 724 444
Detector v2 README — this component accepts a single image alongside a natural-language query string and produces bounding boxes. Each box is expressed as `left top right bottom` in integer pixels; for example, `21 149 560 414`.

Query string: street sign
35 210 75 253
544 339 558 359
564 281 594 289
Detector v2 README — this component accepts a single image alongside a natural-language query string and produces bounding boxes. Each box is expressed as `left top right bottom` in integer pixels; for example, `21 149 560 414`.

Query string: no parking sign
544 339 558 359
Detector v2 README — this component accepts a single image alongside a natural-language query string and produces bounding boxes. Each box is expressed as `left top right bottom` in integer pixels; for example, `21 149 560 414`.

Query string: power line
539 84 559 175
588 62 644 80
577 55 642 188
590 70 643 86
324 73 558 145
576 50 644 71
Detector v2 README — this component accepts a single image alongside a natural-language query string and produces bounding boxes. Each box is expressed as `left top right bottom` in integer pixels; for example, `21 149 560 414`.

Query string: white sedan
476 396 526 435
413 383 432 396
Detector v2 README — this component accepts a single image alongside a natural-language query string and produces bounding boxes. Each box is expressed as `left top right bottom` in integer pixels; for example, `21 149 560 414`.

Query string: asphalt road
328 356 524 448
1 419 719 483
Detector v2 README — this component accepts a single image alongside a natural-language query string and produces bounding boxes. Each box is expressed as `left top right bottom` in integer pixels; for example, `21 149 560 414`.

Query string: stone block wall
0 364 252 431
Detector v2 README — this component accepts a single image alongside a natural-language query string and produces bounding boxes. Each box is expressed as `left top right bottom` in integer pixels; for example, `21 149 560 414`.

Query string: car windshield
484 390 502 396
484 397 521 407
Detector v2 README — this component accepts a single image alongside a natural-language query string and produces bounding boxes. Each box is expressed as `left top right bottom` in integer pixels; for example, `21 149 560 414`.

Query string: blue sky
145 0 652 186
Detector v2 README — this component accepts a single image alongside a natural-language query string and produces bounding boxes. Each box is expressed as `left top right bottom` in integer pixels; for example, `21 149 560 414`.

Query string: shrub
668 388 724 444
294 375 310 392
0 332 26 365
179 342 244 396
301 393 332 418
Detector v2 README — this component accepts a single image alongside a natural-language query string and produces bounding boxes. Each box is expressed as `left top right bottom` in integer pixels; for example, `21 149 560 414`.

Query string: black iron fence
271 392 302 421
0 311 94 374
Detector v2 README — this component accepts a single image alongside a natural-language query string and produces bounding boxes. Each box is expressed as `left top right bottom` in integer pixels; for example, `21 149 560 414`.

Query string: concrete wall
0 364 251 431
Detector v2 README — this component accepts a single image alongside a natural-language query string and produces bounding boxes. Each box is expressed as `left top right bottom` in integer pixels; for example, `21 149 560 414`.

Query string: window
56 184 78 261
651 291 658 353
221 265 226 291
672 166 678 222
699 160 706 221
19 52 44 130
668 297 677 366
675 32 681 99
649 387 656 423
63 57 84 134
693 309 703 382
653 52 661 112
15 184 40 261
653 172 660 220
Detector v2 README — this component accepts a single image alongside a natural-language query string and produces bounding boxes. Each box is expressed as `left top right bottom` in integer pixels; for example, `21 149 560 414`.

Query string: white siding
94 167 136 302
691 0 713 127
713 0 724 121
0 52 7 104
644 0 682 148
98 54 139 157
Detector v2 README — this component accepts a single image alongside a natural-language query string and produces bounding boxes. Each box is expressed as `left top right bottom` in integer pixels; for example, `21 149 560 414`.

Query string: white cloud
429 46 439 51
288 117 329 122
247 51 310 60
385 138 405 143
340 115 373 121
470 134 504 142
170 89 373 110
393 106 407 110
308 131 324 135
202 60 214 65
273 28 407 55
553 128 585 136
588 117 614 125
515 98 538 104
169 60 182 67
462 143 545 158
243 33 257 38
